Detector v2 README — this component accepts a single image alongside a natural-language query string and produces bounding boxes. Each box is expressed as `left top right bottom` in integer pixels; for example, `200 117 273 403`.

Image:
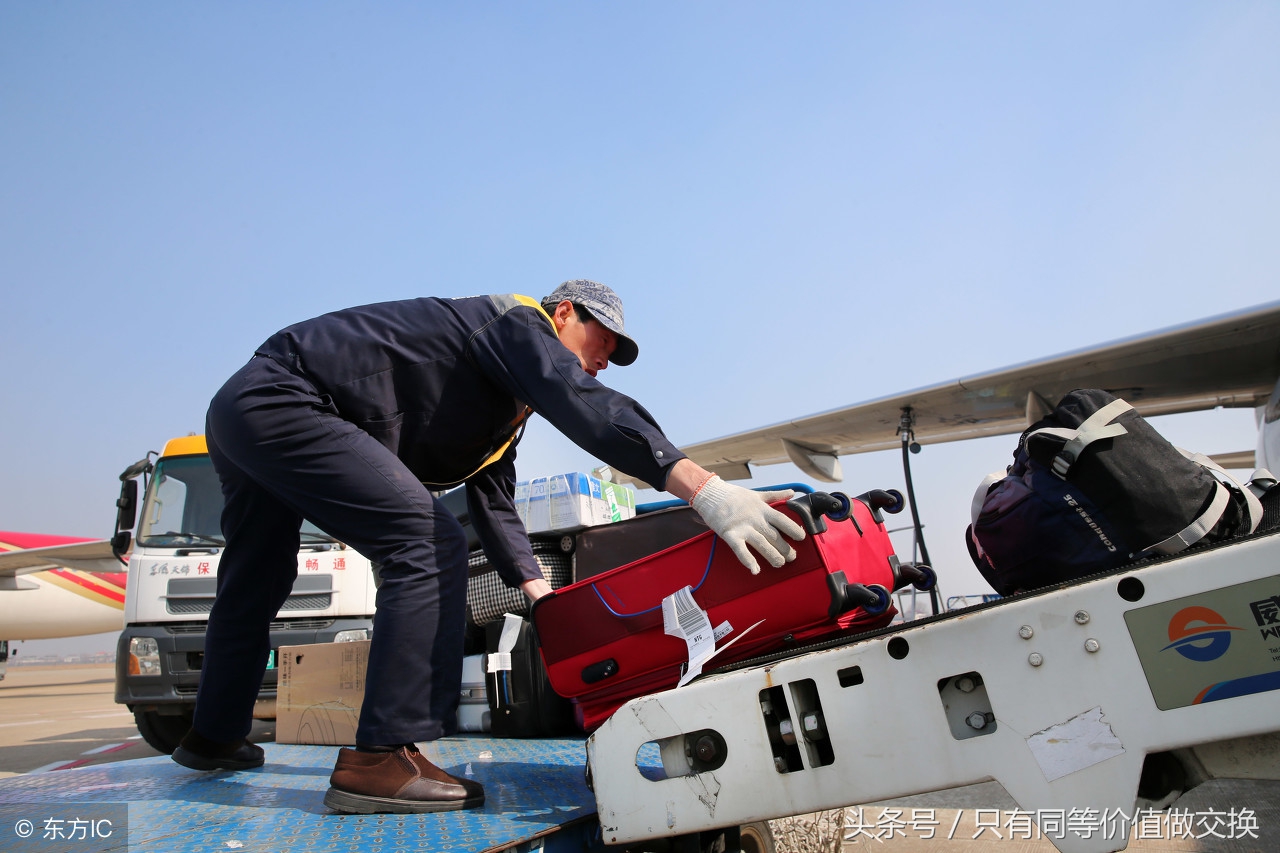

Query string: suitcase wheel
892 562 937 592
786 492 851 535
855 488 906 515
825 491 853 522
861 584 892 615
828 577 892 616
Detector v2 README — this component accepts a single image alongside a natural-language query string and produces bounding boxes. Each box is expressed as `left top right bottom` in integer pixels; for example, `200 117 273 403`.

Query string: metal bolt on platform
801 712 827 741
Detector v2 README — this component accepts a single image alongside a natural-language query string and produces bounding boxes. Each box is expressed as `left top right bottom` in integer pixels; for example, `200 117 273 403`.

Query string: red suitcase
530 489 934 731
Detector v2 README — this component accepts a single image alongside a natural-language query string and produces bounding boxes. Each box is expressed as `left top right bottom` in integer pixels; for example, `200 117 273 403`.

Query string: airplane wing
627 300 1280 485
0 540 120 578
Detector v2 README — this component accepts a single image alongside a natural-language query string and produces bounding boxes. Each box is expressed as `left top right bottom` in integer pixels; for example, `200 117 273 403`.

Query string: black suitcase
483 615 576 738
564 504 710 582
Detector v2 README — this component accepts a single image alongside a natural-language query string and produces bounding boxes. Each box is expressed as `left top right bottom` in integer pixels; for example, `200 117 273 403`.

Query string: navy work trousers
196 355 469 746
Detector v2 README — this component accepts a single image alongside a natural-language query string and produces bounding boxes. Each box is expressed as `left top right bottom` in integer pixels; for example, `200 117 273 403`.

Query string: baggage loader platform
5 532 1277 853
588 528 1280 853
0 737 602 852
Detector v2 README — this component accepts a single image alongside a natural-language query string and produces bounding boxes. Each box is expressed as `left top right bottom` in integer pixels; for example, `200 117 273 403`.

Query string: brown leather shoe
324 745 485 814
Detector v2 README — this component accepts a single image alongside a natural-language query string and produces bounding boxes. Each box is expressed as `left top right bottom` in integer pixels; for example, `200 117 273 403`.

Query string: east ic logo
1160 606 1243 662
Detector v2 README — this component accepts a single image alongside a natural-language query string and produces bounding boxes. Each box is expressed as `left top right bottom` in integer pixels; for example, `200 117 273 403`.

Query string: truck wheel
134 709 193 755
739 821 776 853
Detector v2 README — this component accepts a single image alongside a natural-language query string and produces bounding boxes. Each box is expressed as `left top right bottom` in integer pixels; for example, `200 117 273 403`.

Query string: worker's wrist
667 458 714 502
521 577 553 602
689 473 718 505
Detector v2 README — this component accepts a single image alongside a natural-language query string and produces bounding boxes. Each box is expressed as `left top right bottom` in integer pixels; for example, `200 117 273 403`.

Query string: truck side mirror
116 478 139 533
111 530 132 560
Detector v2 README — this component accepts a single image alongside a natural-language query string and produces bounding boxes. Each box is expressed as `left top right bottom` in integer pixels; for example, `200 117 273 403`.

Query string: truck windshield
136 455 331 547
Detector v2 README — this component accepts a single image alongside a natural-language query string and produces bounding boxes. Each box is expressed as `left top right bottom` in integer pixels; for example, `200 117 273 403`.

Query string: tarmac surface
0 664 274 777
0 663 1276 852
0 664 159 777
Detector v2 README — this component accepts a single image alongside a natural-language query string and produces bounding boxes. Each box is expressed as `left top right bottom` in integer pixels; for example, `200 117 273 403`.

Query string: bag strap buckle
1033 398 1134 480
1051 451 1075 479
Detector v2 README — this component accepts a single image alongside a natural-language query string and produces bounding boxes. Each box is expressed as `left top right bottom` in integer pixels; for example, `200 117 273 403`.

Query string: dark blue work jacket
254 294 685 586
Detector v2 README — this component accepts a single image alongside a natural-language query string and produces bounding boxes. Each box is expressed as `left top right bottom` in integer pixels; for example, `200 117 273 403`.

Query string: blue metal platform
0 737 601 852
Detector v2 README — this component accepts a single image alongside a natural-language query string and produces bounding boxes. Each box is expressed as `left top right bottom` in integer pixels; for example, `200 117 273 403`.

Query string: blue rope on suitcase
591 537 718 618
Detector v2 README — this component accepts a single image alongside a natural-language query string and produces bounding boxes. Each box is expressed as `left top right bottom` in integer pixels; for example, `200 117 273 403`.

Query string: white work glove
690 476 807 573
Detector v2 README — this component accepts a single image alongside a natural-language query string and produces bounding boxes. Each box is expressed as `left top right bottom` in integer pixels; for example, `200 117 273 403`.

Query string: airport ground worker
173 279 806 814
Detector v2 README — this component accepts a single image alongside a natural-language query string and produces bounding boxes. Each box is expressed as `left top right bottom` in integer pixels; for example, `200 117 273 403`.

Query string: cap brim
610 336 638 367
577 302 639 366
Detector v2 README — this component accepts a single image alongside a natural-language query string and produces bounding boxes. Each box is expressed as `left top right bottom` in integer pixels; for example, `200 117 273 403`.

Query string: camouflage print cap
542 279 639 366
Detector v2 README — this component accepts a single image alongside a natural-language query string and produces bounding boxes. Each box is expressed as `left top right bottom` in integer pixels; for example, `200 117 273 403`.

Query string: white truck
111 435 378 753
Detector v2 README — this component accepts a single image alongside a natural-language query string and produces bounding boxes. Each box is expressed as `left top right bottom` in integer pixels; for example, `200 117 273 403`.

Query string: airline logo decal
1159 606 1243 662
1125 575 1280 711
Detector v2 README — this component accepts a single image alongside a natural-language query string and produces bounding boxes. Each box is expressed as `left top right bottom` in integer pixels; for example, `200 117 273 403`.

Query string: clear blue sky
3 3 1277 654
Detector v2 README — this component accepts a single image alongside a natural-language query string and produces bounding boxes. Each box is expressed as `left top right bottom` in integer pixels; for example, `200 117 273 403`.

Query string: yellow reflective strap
467 294 553 473
424 295 552 488
509 294 559 337
475 406 532 472
420 407 531 490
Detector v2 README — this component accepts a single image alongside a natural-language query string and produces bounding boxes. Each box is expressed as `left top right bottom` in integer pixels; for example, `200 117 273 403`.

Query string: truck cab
113 435 378 753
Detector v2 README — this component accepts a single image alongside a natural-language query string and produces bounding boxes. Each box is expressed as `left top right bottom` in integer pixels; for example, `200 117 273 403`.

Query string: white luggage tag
486 613 523 708
662 586 766 688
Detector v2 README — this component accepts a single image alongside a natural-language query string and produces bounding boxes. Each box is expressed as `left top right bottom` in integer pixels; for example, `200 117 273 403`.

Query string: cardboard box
277 642 492 743
276 640 369 745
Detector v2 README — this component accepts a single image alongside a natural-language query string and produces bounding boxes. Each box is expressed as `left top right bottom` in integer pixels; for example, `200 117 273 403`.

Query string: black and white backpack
967 389 1270 596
